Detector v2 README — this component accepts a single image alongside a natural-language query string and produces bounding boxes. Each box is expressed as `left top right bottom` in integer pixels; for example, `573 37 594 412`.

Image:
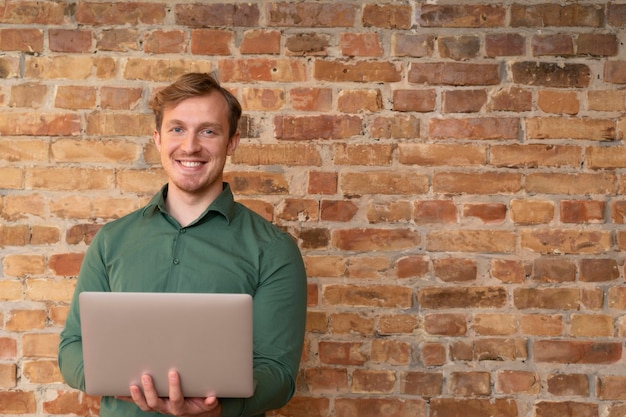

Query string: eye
169 126 184 134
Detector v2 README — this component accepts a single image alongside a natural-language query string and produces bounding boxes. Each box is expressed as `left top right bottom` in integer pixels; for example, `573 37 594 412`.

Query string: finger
129 385 151 412
167 370 185 414
141 374 163 410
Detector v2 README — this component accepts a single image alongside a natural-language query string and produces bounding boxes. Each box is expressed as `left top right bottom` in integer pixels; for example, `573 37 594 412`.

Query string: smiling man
58 73 308 417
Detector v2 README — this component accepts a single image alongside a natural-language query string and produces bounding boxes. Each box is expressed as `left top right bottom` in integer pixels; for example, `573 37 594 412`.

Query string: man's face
153 92 239 200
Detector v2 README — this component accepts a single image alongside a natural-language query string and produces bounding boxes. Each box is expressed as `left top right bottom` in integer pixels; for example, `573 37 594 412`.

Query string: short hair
149 72 242 138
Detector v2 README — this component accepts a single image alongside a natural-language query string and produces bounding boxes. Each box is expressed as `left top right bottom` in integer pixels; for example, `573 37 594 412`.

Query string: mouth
177 160 205 168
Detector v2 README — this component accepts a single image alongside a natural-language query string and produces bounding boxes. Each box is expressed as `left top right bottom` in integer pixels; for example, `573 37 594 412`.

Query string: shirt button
173 258 180 265
180 229 186 234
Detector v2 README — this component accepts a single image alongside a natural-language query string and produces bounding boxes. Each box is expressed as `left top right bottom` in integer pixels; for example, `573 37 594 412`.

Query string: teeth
180 161 203 167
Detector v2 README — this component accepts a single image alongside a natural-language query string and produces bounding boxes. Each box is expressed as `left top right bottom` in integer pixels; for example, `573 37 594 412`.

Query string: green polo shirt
58 183 307 417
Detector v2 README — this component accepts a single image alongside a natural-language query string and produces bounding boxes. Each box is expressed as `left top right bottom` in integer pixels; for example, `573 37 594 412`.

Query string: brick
533 340 622 364
277 198 318 222
587 145 626 169
433 172 522 194
0 280 23 301
532 34 574 57
488 86 532 111
609 404 626 417
363 4 412 29
352 369 395 393
580 258 620 282
335 398 425 417
526 117 614 140
393 89 436 112
6 309 46 331
0 28 43 52
241 30 281 55
547 373 589 396
421 342 446 366
332 228 420 252
76 2 166 25
378 314 420 335
307 171 337 195
0 392 36 414
598 376 626 400
439 36 480 60
49 253 84 277
289 88 332 111
443 89 486 113
50 195 91 219
42 391 100 416
87 112 153 136
370 114 420 139
430 399 517 417
144 30 186 54
0 112 80 136
191 30 233 55
424 313 467 336
22 333 60 358
409 63 500 85
391 33 434 57
267 3 355 27
225 172 289 195
314 60 402 82
3 254 45 277
515 288 586 310
323 284 412 308
318 341 366 365
340 33 383 57
297 228 329 250
0 225 29 246
473 314 516 336
418 4 505 27
26 278 75 303
537 90 579 114
321 200 358 222
96 28 139 52
395 255 430 279
434 258 476 283
348 256 391 280
31 225 61 245
525 172 616 195
304 255 346 278
577 33 618 57
49 29 92 53
0 363 16 388
333 144 392 166
560 200 604 223
371 339 411 365
534 401 597 417
274 115 361 140
366 200 412 224
486 33 526 56
450 372 490 396
570 314 614 337
340 172 429 196
532 257 576 283
491 259 526 284
0 167 24 188
22 360 63 383
330 313 374 335
427 230 516 253
608 3 626 26
26 56 104 79
55 86 97 110
520 314 563 336
101 87 142 110
0 1 67 24
400 144 486 167
491 144 581 168
26 167 115 191
285 33 330 56
232 143 319 166
475 338 528 361
462 203 506 224
10 83 47 108
337 89 382 113
512 4 604 27
587 90 626 112
401 372 443 397
303 367 348 392
0 337 17 359
430 117 519 140
612 201 626 224
512 62 591 87
418 287 507 309
2 194 46 220
522 228 612 254
497 370 540 394
123 58 212 82
53 139 139 164
0 55 20 78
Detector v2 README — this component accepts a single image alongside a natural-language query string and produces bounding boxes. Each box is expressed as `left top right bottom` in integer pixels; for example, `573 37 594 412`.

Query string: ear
153 130 161 151
226 132 240 156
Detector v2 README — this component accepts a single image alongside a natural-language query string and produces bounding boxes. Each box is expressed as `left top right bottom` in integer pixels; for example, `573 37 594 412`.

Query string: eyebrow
164 119 224 132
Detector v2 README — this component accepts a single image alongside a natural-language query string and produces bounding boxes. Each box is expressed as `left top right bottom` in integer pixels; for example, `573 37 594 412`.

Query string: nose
180 133 202 154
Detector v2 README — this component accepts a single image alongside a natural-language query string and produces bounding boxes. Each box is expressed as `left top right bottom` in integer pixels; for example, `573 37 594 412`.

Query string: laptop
79 291 254 398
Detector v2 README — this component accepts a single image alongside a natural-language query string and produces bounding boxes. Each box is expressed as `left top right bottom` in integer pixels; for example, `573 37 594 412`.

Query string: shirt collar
142 182 236 225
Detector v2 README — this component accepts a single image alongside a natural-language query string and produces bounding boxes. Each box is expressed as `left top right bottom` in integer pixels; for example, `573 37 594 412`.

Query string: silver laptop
79 292 254 398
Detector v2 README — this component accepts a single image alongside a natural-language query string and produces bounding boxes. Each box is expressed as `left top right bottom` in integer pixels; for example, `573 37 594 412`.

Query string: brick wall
0 1 625 416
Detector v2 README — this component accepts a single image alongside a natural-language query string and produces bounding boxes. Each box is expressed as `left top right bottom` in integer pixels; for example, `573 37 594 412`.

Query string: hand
117 370 222 417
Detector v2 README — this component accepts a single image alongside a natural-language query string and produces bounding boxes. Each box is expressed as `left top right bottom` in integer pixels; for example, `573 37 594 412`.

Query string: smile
179 161 204 168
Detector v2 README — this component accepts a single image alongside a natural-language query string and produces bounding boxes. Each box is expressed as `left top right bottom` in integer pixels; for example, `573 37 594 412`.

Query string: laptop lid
79 291 254 398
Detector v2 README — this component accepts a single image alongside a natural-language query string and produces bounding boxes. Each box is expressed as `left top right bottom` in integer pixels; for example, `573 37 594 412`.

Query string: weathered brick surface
1 2 624 417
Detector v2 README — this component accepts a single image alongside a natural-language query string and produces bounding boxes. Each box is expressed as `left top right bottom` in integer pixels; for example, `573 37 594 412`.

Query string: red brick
366 200 412 224
537 90 579 115
323 284 412 308
314 60 402 82
418 287 507 309
401 372 443 397
473 314 517 336
498 370 541 394
49 29 92 53
433 172 522 194
430 399 517 417
560 200 605 223
363 4 412 29
76 2 166 25
303 367 348 392
439 36 480 60
418 4 505 27
532 257 577 283
486 33 526 56
520 314 563 336
608 4 626 26
393 89 436 112
534 340 621 364
274 115 361 140
332 228 420 252
240 30 281 55
0 392 36 414
42 391 100 416
400 144 486 167
340 33 383 57
285 33 330 56
232 144 320 166
378 314 420 334
395 256 430 279
0 28 43 52
424 313 467 336
337 89 382 113
191 30 232 55
421 342 446 366
96 28 139 52
532 34 574 57
144 30 185 54
491 259 526 284
534 401 597 417
488 86 532 111
0 2 67 24
491 144 581 168
271 396 329 417
391 33 434 57
352 369 395 393
462 203 507 224
318 341 366 365
409 63 500 85
340 171 429 196
430 117 519 140
320 200 357 222
512 62 591 88
443 89 486 113
427 230 516 253
450 372 490 396
308 171 337 195
100 87 142 110
434 258 477 283
525 172 616 195
511 4 604 27
289 88 332 111
547 373 589 396
577 34 618 57
267 3 356 27
598 376 626 400
335 398 426 417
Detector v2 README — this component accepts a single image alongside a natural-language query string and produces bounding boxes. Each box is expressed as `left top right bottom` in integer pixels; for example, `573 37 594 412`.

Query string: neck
165 184 222 227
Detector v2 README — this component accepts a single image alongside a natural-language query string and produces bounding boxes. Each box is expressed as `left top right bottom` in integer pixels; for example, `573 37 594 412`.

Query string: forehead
162 92 229 122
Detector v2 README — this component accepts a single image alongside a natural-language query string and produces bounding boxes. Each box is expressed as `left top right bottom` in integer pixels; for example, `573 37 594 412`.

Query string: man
58 72 308 417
